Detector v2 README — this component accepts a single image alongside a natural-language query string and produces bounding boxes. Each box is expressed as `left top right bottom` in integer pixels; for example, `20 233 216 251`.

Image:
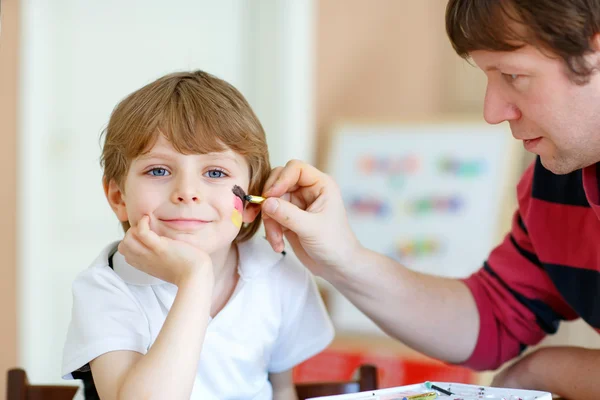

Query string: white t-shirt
62 237 334 400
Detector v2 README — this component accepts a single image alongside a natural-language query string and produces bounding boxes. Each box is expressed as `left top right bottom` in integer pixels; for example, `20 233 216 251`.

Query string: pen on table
424 381 454 396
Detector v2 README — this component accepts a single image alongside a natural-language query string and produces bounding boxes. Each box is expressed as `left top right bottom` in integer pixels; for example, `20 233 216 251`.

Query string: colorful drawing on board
388 238 442 260
387 175 406 191
358 154 420 176
437 156 486 177
346 195 392 217
403 195 464 215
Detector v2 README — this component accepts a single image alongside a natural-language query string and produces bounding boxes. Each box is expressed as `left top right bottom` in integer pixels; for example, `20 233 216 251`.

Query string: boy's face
106 135 259 255
470 39 600 175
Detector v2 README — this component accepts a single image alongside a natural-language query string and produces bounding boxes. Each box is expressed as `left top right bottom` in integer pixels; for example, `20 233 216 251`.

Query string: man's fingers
263 160 325 198
288 191 308 210
263 218 285 253
261 196 313 237
262 166 284 196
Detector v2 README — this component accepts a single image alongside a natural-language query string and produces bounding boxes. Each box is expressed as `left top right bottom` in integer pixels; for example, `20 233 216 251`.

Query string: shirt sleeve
267 253 335 373
62 265 151 379
460 162 575 371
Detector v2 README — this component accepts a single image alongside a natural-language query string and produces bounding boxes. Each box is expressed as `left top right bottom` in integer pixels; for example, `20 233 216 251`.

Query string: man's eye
205 169 227 178
502 73 520 83
148 168 169 177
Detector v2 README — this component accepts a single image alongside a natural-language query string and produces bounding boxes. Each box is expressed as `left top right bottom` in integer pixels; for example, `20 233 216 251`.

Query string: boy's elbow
116 377 154 400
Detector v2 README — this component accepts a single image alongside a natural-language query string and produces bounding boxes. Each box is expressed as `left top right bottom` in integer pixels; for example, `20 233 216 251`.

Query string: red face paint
231 185 246 228
233 196 243 213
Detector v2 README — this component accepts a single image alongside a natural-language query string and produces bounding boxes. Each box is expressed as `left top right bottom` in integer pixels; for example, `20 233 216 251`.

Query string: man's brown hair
100 70 270 243
446 0 600 84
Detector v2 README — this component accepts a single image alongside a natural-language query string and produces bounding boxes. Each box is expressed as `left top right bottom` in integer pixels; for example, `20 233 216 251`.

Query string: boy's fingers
137 215 150 232
119 229 149 258
136 215 161 249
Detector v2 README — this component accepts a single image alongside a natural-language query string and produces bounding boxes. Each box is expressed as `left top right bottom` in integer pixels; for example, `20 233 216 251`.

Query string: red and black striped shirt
463 157 600 370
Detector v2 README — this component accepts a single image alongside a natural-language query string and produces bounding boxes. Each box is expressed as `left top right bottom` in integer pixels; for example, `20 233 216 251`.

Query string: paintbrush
244 195 266 204
232 185 266 204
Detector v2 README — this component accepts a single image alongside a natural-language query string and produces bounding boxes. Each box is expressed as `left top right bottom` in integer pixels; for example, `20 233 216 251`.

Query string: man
259 1 600 398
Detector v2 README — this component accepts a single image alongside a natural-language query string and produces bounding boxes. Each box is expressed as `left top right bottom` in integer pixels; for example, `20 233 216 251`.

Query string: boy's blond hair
100 70 270 243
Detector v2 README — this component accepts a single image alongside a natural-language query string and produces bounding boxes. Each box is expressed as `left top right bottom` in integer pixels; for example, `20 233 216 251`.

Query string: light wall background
0 0 20 395
0 0 597 393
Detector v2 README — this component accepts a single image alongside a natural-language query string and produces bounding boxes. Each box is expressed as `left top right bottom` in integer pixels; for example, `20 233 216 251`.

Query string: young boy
61 70 334 400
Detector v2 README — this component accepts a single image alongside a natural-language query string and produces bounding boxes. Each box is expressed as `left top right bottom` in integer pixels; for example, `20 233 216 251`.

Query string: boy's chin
164 232 235 254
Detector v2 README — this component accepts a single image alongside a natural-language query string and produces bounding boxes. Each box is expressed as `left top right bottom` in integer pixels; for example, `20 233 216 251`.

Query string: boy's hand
118 215 213 286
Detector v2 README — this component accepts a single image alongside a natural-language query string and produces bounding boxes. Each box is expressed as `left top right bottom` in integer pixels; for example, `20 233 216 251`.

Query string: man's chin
539 155 585 175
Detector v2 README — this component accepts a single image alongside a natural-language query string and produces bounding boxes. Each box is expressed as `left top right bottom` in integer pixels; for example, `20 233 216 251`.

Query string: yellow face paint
231 209 243 228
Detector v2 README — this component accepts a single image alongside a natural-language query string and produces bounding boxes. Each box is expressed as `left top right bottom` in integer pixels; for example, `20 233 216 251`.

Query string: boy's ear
103 178 129 223
242 203 262 223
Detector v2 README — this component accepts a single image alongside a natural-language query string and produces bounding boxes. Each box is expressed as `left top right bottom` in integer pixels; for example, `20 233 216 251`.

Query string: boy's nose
176 195 199 203
172 179 202 204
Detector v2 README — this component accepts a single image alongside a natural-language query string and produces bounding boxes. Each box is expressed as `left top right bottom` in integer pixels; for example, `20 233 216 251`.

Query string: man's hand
491 354 535 390
492 346 600 400
118 215 212 286
261 160 482 365
261 160 360 277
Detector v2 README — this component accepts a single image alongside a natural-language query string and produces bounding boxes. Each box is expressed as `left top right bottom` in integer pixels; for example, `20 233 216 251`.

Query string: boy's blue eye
148 168 169 177
205 169 227 179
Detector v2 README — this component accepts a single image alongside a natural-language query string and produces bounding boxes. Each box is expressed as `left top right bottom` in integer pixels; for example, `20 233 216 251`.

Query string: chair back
295 364 378 400
7 368 79 400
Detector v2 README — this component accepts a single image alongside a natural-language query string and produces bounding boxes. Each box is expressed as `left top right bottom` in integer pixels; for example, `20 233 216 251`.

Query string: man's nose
483 84 521 125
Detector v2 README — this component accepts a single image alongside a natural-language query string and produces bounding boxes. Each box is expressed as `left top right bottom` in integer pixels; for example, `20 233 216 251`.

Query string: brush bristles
232 185 246 201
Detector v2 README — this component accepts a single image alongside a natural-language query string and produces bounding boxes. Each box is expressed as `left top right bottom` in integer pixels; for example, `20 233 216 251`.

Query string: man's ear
103 178 129 223
242 203 262 223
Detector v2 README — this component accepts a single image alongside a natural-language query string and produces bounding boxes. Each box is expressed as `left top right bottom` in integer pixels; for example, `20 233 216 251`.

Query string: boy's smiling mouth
159 218 211 230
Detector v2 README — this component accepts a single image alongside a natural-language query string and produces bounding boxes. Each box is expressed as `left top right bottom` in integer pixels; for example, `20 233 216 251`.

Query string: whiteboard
325 120 521 334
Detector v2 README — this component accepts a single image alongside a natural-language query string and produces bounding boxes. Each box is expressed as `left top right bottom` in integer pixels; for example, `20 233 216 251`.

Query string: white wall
18 0 314 383
244 0 317 167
